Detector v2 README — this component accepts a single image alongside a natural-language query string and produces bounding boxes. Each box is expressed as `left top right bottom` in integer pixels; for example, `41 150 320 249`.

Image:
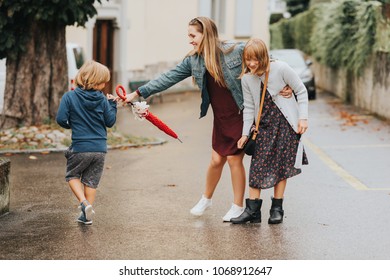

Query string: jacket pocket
225 57 242 69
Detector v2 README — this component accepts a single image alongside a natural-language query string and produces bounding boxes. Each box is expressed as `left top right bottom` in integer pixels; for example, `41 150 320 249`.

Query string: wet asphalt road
1 90 390 260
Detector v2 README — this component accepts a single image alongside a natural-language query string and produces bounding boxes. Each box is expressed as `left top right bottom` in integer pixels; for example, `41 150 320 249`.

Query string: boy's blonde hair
188 17 234 88
75 60 110 90
240 38 270 78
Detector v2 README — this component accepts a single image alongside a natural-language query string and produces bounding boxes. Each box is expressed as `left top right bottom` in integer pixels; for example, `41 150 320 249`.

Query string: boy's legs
84 185 97 205
68 178 87 203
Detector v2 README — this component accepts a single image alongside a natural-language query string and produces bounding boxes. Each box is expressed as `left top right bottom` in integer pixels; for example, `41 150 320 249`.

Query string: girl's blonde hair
75 60 110 90
188 17 233 87
240 38 270 78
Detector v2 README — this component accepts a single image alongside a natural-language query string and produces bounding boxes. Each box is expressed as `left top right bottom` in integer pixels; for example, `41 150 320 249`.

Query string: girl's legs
268 179 287 224
231 185 262 224
274 179 287 199
249 186 261 200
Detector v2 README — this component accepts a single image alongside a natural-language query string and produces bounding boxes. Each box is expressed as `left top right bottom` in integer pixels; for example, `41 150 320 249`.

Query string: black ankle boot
231 198 262 224
268 197 284 224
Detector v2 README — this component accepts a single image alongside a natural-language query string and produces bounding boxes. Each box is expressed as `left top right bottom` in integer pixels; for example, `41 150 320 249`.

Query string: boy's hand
107 94 116 101
237 135 249 149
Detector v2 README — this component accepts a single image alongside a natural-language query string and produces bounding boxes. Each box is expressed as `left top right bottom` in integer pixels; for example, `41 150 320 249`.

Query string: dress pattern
249 90 308 189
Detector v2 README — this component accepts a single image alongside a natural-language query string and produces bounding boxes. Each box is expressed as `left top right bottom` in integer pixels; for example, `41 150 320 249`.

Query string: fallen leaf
28 155 37 160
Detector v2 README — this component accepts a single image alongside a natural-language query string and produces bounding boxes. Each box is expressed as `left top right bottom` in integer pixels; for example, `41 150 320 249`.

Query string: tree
0 0 100 128
284 0 311 17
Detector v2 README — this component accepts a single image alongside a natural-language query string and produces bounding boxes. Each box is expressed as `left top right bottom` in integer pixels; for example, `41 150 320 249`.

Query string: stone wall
0 158 10 216
313 52 390 120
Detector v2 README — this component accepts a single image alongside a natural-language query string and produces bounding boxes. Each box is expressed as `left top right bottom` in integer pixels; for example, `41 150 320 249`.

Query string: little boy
56 60 117 225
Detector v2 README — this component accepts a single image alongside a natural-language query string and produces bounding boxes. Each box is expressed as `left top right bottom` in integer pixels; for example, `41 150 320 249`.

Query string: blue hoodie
56 87 117 152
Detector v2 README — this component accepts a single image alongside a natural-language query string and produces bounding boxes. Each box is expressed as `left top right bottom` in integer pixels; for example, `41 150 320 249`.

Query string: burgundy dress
206 71 243 156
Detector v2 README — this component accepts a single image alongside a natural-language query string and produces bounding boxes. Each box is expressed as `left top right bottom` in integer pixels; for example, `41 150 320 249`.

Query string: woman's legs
203 149 227 198
190 150 226 216
226 152 246 207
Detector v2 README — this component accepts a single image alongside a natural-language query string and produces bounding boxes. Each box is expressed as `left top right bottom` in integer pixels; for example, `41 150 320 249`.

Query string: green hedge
270 0 387 75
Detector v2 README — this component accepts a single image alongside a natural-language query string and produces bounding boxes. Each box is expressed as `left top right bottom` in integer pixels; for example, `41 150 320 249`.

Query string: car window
270 51 306 68
72 47 85 69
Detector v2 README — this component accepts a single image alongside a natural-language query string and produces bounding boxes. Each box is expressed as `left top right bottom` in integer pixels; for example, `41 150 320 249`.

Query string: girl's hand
237 135 249 149
298 119 308 134
279 85 293 98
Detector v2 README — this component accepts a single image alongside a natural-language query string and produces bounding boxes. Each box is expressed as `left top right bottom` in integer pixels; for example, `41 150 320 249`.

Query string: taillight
70 79 75 90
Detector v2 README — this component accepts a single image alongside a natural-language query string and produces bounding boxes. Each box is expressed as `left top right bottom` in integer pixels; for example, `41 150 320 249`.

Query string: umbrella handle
115 85 127 101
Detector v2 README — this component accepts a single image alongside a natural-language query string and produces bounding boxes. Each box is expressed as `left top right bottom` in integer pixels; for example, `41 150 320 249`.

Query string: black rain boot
231 198 262 224
268 197 284 224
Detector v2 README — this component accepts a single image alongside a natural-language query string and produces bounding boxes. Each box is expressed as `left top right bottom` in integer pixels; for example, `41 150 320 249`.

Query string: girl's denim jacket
138 41 245 118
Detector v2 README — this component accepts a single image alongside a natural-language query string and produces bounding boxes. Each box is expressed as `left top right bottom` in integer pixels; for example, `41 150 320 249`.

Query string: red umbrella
116 85 182 142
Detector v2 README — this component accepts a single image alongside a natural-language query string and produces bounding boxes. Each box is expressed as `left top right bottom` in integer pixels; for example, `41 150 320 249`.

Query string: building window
235 0 252 38
199 0 226 34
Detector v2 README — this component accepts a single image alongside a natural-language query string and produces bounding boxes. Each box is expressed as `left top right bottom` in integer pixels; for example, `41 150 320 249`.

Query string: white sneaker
190 195 212 216
222 203 244 222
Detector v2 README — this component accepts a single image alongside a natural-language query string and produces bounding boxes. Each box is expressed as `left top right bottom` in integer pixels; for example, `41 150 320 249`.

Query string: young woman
122 18 292 222
231 38 309 224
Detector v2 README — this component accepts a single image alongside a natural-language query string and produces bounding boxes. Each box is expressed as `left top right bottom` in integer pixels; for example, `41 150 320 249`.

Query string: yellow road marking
302 138 390 191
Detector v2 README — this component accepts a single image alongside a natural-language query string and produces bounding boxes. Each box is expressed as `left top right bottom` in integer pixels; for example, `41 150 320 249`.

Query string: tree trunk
1 21 68 128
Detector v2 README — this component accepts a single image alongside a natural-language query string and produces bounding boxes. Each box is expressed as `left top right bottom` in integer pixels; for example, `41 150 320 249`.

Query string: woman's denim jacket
138 41 245 118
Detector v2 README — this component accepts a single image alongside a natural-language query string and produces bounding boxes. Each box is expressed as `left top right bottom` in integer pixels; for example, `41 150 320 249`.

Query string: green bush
270 0 385 75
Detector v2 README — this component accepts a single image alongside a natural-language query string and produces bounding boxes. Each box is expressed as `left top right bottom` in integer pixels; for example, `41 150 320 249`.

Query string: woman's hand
298 119 308 134
279 85 293 98
237 135 249 149
115 91 139 106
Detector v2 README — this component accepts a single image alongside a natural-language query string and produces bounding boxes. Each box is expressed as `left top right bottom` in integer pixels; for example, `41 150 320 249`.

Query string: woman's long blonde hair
75 60 110 90
188 17 231 87
240 38 270 78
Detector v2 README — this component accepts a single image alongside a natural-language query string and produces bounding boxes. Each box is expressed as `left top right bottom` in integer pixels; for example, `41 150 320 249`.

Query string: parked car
0 43 85 111
269 49 316 100
0 59 5 111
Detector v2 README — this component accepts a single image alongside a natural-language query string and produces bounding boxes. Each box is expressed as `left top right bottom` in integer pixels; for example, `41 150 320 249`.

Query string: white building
66 0 270 93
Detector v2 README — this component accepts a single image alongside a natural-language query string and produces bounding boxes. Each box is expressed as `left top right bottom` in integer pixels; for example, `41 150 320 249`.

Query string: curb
0 138 167 155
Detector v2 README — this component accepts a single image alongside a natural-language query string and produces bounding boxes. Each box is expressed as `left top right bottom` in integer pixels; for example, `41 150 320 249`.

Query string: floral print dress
249 91 308 189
